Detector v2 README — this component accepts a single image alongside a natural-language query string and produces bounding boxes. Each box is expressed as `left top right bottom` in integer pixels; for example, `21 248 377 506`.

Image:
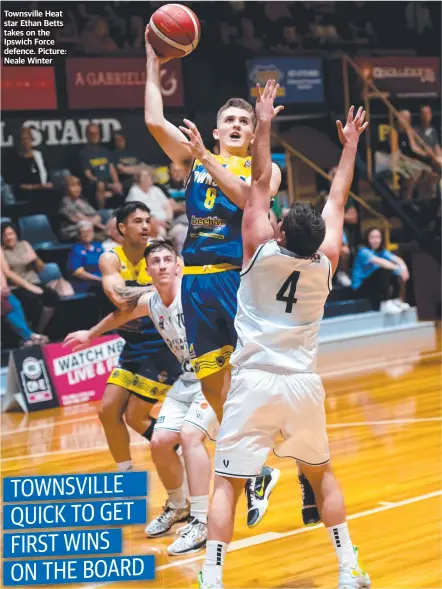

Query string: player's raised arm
320 106 368 273
63 293 152 352
242 80 284 265
144 34 192 165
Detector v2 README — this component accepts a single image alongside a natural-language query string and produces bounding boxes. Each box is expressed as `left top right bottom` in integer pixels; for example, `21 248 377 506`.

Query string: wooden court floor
1 343 441 589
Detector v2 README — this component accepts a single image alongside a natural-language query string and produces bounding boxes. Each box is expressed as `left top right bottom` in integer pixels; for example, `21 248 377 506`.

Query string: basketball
147 3 201 59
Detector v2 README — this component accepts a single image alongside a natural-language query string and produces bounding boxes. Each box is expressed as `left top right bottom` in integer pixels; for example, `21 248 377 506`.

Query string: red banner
42 335 125 406
66 57 184 109
1 67 57 111
354 56 440 98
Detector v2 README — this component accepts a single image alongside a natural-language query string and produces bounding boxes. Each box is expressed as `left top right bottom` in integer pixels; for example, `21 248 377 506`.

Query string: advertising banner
247 57 324 104
1 66 57 111
354 56 440 98
42 335 125 407
66 57 184 109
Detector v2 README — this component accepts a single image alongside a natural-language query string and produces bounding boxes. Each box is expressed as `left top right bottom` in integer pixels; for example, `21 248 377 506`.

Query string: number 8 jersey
231 240 333 373
182 154 251 267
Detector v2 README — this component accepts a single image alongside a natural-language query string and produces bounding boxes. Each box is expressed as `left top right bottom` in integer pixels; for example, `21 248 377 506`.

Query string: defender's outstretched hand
255 80 284 122
179 119 207 160
336 106 369 147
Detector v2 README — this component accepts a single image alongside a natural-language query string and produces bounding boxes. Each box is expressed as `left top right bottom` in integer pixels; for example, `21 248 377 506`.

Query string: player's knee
98 400 123 427
150 431 178 460
180 424 206 449
125 411 148 435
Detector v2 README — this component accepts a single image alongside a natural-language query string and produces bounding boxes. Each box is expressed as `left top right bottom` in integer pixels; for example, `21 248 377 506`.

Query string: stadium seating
19 215 71 251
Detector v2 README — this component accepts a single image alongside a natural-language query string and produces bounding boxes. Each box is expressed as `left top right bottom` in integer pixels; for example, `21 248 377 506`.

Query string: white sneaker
246 466 281 527
380 300 402 314
392 298 410 311
338 547 371 589
336 271 352 287
197 571 223 588
145 502 189 537
168 517 207 555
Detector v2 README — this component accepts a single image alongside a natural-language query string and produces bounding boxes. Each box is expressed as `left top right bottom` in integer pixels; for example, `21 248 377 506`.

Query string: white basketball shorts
215 368 330 478
154 379 219 441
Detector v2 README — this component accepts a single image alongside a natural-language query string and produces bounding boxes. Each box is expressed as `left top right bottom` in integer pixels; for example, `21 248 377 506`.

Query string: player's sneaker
145 502 189 538
338 546 371 589
299 473 321 525
245 466 281 527
196 571 223 588
168 517 207 555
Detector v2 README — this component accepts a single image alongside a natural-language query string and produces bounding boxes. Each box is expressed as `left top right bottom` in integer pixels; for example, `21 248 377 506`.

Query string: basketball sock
202 540 227 584
142 418 157 441
327 522 357 568
117 460 133 472
190 495 209 524
166 484 188 509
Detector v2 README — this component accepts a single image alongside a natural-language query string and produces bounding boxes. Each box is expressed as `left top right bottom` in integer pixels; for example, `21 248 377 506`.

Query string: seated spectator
126 166 173 235
395 110 437 200
415 105 441 155
102 215 124 252
67 221 113 316
351 227 410 313
80 123 123 209
67 221 103 293
1 268 47 347
1 224 59 334
81 16 118 53
5 126 54 206
112 131 141 194
59 176 105 242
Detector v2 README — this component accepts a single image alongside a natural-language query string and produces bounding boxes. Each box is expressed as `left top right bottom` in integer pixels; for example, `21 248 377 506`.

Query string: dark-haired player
198 83 370 589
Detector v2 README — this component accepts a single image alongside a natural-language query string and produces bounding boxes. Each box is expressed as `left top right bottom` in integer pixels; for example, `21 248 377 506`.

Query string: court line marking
3 350 440 438
2 417 441 463
82 489 442 588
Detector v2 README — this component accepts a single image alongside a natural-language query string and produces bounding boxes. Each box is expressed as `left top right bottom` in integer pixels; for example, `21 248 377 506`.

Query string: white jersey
148 281 196 383
231 240 332 373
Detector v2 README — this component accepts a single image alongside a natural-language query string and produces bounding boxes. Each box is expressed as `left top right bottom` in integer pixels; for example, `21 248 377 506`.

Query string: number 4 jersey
231 240 333 373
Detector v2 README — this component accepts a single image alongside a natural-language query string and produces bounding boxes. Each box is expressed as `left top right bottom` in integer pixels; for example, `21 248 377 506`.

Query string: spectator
80 123 123 209
396 110 438 200
163 161 188 215
1 224 59 334
168 215 189 254
112 131 141 194
81 16 118 53
5 126 54 206
102 215 124 252
59 176 105 242
67 221 103 292
1 268 47 347
126 166 173 235
414 105 442 157
351 227 410 313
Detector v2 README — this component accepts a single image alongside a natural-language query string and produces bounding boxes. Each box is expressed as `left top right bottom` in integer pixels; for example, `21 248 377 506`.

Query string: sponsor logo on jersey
157 416 165 424
200 402 208 410
310 253 321 263
223 459 230 468
158 315 165 330
189 343 196 359
194 362 200 373
191 215 226 229
216 356 226 368
244 159 251 168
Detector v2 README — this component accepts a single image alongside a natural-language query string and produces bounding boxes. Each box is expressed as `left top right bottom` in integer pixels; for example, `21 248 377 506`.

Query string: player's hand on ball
145 25 173 64
179 119 208 160
336 106 369 147
255 80 284 122
63 330 92 352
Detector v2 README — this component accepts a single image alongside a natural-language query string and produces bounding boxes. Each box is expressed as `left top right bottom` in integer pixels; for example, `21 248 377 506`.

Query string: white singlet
231 240 332 373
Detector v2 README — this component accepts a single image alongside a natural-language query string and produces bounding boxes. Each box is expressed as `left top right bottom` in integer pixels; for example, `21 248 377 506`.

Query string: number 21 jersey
231 240 332 373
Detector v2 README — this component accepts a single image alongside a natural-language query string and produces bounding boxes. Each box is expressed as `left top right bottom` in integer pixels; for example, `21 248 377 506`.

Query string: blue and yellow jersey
182 154 251 268
110 245 164 359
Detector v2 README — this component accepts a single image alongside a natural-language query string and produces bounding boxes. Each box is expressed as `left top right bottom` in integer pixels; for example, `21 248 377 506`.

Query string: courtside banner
66 57 184 109
42 335 125 406
247 57 324 104
354 56 441 98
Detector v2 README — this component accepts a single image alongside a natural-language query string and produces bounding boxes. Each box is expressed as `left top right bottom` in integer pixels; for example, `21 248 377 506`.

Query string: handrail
272 131 392 246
